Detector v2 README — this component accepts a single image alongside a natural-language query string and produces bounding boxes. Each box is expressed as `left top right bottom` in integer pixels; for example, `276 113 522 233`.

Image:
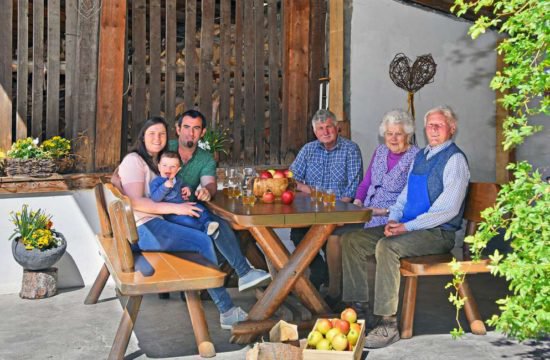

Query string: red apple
261 191 275 203
325 327 341 342
272 170 285 178
330 318 339 327
347 328 360 346
315 318 332 335
307 330 323 347
316 338 332 350
281 190 295 205
341 307 357 324
259 171 273 179
334 319 350 335
283 169 293 178
331 333 349 351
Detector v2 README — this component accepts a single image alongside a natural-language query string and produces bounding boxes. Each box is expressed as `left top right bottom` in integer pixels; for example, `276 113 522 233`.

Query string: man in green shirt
169 110 271 294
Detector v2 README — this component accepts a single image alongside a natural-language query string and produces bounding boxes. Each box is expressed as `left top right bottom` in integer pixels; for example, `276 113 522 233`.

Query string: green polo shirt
168 140 216 200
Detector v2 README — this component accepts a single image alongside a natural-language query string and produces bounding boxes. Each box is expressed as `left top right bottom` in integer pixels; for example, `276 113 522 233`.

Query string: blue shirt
290 136 363 200
389 140 470 231
149 177 188 204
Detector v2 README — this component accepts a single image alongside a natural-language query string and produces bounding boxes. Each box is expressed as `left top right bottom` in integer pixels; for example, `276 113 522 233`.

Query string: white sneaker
220 306 248 330
238 268 272 292
206 221 220 236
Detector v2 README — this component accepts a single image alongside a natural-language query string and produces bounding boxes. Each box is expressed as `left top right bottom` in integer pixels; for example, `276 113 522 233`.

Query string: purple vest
363 144 419 228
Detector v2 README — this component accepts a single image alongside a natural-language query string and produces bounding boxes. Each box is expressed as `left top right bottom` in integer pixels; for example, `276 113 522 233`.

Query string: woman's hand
353 199 363 207
372 207 389 216
172 202 203 217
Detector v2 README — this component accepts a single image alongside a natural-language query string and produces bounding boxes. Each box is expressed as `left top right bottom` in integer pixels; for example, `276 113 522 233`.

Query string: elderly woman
117 117 247 329
325 110 419 306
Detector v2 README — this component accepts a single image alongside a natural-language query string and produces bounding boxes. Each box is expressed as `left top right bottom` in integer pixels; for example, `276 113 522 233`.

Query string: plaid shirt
290 136 363 200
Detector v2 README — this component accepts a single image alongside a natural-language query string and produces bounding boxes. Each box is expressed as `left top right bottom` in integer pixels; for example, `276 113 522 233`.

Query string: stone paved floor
0 274 547 359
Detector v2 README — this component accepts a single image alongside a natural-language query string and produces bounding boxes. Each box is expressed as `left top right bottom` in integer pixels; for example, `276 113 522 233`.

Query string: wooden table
207 192 371 343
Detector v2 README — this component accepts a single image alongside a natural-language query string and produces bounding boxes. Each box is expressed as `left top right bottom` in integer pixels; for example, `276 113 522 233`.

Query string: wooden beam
282 0 310 161
0 1 13 150
0 173 110 194
95 0 127 171
329 0 344 123
495 40 515 184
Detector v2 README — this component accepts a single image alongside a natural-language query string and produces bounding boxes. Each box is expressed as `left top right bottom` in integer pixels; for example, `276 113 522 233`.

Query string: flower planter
5 158 56 178
11 232 67 270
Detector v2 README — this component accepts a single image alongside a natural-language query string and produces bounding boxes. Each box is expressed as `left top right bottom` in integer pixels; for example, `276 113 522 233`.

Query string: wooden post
0 1 13 150
95 0 127 171
495 39 515 183
329 0 349 138
282 0 311 161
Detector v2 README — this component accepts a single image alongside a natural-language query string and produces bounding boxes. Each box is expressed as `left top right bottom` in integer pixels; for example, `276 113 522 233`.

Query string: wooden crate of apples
254 169 296 204
303 308 365 360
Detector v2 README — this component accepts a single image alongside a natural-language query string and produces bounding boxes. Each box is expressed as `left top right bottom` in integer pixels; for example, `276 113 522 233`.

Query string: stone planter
11 232 67 270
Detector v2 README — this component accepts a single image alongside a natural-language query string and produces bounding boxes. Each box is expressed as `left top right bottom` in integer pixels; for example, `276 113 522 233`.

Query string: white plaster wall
0 190 105 295
350 0 499 182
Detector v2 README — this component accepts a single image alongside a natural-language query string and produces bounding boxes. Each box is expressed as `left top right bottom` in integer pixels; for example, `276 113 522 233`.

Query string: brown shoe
363 317 400 349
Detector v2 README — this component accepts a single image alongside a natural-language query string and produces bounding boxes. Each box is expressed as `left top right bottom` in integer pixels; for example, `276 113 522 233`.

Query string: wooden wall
2 0 326 172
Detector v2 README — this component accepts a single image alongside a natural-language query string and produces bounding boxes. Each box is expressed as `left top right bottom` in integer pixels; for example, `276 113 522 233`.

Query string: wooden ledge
0 173 111 195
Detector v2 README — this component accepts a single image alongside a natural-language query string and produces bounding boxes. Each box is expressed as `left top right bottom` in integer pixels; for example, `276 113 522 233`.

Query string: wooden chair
88 182 227 359
399 182 500 339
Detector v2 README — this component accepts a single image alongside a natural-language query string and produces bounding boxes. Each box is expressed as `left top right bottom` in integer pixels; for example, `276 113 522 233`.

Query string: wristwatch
385 208 390 216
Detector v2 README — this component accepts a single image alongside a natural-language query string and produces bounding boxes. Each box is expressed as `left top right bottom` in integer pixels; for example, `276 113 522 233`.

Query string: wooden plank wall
1 0 319 171
4 0 100 173
122 0 285 167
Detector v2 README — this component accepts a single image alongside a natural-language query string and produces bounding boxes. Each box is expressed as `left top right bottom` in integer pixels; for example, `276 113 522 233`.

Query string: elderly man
168 110 271 293
341 106 470 348
289 109 363 289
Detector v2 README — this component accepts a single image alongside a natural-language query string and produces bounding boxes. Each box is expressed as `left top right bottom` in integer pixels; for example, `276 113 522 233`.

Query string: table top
207 192 372 228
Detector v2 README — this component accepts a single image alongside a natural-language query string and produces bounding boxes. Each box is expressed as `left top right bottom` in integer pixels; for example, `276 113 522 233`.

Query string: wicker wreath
389 53 437 143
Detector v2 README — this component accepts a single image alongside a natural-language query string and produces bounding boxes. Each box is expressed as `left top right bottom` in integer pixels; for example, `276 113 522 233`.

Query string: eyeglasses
426 123 448 131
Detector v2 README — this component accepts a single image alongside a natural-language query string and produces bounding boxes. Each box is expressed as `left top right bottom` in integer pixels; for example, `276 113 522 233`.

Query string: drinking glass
229 176 241 198
314 185 324 203
242 188 256 205
322 189 336 206
223 168 236 196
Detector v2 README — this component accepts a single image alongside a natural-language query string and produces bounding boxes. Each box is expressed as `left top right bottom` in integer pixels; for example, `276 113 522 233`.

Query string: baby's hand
181 186 191 200
164 177 175 188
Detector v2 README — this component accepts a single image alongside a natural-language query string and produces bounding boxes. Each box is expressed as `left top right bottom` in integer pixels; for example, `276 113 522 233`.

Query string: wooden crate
302 319 366 360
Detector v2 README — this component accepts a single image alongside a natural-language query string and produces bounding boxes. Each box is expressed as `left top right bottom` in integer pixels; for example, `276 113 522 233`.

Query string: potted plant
198 127 231 163
5 138 56 177
41 135 75 173
9 204 67 271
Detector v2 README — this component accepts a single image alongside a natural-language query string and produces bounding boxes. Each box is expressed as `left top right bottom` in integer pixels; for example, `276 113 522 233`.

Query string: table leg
235 224 335 343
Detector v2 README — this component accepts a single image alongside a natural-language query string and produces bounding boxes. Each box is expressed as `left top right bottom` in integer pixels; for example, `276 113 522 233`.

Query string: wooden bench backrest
462 182 500 258
94 180 139 273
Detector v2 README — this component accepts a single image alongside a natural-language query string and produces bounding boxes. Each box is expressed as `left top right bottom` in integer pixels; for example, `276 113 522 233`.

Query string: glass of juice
323 189 336 206
242 188 256 205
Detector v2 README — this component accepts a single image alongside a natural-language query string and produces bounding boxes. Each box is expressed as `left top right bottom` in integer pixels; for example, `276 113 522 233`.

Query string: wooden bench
399 182 500 339
86 182 227 359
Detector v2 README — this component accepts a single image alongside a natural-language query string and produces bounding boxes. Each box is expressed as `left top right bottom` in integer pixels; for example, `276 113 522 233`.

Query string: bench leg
184 290 216 358
109 295 142 360
400 276 417 339
84 264 110 305
458 279 486 335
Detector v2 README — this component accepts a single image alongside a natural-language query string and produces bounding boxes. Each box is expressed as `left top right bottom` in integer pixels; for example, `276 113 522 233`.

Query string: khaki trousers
341 225 455 316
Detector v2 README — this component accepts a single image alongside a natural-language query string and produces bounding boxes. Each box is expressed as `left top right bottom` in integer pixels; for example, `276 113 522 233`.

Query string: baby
149 151 219 236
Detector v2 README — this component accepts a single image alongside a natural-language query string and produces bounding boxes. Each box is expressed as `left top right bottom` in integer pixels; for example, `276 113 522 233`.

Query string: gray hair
378 110 415 137
311 109 337 129
424 106 458 128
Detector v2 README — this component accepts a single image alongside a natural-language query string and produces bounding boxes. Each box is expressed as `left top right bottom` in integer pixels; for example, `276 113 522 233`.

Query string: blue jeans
164 203 213 233
210 213 251 277
136 218 234 313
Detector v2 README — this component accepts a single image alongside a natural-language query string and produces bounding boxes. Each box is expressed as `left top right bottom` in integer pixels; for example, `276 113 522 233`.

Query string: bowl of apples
303 308 365 360
253 169 295 200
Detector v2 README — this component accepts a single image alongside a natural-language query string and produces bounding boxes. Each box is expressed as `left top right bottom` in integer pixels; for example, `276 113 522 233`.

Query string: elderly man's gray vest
410 143 468 231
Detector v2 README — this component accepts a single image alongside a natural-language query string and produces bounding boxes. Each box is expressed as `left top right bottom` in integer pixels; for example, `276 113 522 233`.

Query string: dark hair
160 151 180 161
176 109 207 129
130 116 168 174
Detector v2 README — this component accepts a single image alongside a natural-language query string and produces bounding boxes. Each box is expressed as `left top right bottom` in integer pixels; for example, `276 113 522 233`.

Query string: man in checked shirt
289 109 363 290
341 106 470 349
